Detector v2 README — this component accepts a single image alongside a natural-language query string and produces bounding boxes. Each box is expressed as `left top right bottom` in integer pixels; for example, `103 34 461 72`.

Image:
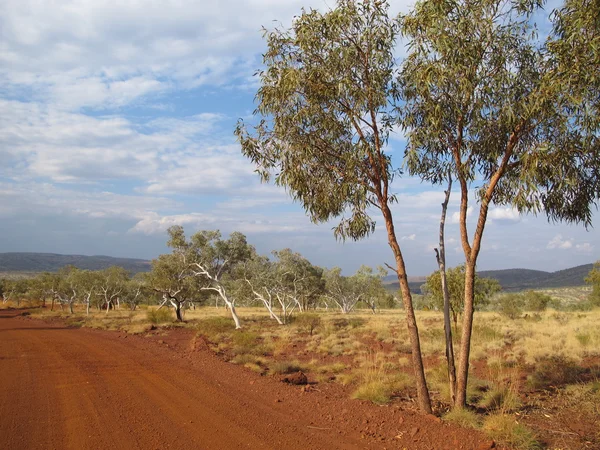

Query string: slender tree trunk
51 297 55 311
435 175 457 405
175 302 183 322
69 302 74 314
456 262 476 407
86 301 90 316
381 202 432 414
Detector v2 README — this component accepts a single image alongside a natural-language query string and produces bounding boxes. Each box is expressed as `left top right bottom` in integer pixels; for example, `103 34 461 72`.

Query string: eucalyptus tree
50 266 80 314
323 267 368 314
421 266 501 329
71 270 101 315
272 249 324 312
167 226 254 329
585 261 600 307
97 266 129 313
236 0 433 412
147 253 196 322
354 265 390 313
122 273 149 311
238 255 289 324
400 0 600 407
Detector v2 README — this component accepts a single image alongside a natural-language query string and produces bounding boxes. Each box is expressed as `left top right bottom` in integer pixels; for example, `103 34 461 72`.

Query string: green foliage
197 316 234 337
585 261 600 307
522 290 551 312
294 313 321 336
527 356 585 390
146 308 172 324
443 408 481 429
421 265 501 323
497 294 524 319
231 331 263 356
236 0 402 241
401 0 600 225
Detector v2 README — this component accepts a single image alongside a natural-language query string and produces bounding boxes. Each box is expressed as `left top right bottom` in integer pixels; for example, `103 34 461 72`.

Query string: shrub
268 360 303 375
197 316 233 337
146 307 172 324
478 386 521 412
523 291 551 312
231 331 261 355
497 294 524 319
483 414 541 450
527 356 585 390
348 317 365 328
444 408 481 429
576 332 591 347
294 313 322 336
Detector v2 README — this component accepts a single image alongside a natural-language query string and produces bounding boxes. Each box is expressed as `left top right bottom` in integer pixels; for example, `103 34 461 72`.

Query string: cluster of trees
147 226 393 325
0 228 394 324
236 0 600 413
0 266 146 314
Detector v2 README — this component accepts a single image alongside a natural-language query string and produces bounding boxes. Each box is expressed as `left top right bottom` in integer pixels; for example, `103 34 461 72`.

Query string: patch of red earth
3 310 500 450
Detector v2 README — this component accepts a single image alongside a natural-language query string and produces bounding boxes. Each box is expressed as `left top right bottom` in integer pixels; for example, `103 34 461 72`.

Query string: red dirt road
0 310 493 450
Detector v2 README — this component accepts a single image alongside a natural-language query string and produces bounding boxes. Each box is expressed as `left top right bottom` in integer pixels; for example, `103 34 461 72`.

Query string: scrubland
8 287 599 450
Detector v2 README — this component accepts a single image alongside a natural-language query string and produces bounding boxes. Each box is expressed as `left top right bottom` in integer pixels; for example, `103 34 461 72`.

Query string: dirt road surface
0 310 493 450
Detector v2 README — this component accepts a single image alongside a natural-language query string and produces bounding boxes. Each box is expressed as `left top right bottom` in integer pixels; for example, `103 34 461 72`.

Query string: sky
0 0 596 276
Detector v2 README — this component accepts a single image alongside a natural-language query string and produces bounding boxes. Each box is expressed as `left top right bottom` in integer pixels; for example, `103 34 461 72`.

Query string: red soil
0 309 495 450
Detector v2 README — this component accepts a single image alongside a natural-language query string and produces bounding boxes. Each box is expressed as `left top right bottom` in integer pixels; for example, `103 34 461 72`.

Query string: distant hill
0 252 151 275
479 264 593 292
385 264 593 294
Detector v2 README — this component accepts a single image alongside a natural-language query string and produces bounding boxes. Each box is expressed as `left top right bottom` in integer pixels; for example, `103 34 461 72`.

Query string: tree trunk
435 175 457 405
69 302 74 314
51 297 55 311
381 202 432 414
86 301 90 316
106 300 111 314
229 304 242 329
456 261 476 407
175 302 183 322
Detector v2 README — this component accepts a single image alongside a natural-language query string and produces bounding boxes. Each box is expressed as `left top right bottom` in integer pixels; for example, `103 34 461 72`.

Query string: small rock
280 371 308 385
158 340 164 344
477 440 496 450
398 416 404 425
409 427 419 438
425 414 442 423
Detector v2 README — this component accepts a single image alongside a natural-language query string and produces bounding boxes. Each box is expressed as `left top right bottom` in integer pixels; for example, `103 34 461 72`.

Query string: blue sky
0 0 596 276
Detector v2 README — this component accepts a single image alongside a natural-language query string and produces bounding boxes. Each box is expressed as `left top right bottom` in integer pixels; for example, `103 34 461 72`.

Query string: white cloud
575 243 594 254
401 234 416 241
129 211 310 236
488 207 521 223
547 234 574 250
451 206 473 224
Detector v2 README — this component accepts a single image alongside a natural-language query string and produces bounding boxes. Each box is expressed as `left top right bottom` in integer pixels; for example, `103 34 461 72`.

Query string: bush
523 291 551 312
348 317 365 328
294 313 322 335
146 307 172 324
444 408 481 429
197 316 233 337
497 294 524 319
527 356 585 390
483 414 541 450
268 360 303 375
478 386 521 412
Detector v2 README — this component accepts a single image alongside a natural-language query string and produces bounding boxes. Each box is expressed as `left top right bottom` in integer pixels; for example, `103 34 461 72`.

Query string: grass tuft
483 414 541 450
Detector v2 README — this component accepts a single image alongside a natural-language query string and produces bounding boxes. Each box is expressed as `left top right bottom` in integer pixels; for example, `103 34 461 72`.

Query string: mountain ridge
385 264 594 294
0 252 151 274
